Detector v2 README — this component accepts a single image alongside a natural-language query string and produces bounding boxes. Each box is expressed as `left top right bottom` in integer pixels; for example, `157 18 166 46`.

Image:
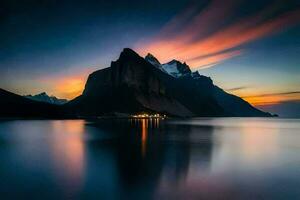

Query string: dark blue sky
0 0 300 116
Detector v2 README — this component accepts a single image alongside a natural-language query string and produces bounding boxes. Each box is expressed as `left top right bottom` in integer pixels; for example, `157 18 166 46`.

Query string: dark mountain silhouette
66 48 271 117
0 48 271 118
66 48 195 117
24 92 68 105
0 88 64 118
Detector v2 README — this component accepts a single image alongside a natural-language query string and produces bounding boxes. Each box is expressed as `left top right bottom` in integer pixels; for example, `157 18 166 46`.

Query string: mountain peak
119 48 140 60
145 55 193 78
168 59 179 64
145 53 159 61
145 53 154 57
145 53 163 70
24 92 68 105
37 92 48 96
162 59 192 78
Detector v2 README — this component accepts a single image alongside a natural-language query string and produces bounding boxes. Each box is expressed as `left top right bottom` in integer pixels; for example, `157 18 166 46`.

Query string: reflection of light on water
155 124 226 199
211 119 280 171
245 121 279 164
130 118 161 157
50 120 85 197
155 118 287 199
154 118 160 128
240 120 279 164
141 119 148 157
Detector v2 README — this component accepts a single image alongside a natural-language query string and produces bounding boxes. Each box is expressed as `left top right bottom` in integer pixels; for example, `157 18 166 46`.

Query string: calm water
0 118 300 199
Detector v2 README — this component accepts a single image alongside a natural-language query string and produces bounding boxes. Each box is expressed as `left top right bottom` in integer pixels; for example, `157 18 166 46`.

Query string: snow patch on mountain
162 61 181 77
145 53 167 73
25 92 68 105
145 54 192 78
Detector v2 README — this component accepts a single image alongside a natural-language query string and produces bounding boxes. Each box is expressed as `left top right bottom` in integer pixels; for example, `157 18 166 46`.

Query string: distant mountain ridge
0 89 64 118
25 92 68 105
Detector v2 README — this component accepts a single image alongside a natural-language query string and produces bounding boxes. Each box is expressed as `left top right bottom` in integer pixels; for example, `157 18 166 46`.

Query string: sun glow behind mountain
38 70 91 100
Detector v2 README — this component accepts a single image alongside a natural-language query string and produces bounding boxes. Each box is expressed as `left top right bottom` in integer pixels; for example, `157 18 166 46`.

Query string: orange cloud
241 91 300 106
186 49 243 69
177 9 300 62
158 0 238 43
137 1 300 69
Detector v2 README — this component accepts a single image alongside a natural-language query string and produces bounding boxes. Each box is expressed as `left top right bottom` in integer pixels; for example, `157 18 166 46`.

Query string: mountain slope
145 53 271 117
213 86 271 117
67 48 271 117
25 92 68 105
0 89 64 118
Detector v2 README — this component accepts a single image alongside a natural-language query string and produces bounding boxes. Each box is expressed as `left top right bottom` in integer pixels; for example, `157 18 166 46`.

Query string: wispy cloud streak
242 91 300 98
137 0 300 69
187 49 243 68
241 91 300 106
226 86 250 92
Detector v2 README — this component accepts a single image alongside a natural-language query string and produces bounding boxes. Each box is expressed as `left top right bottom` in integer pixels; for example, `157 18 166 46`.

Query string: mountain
0 89 64 118
145 53 164 70
145 54 192 77
0 48 271 118
66 49 195 117
67 48 271 117
161 60 192 78
25 92 68 105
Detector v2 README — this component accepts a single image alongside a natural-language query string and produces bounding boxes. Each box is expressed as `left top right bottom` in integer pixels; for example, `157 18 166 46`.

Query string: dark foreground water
0 118 300 199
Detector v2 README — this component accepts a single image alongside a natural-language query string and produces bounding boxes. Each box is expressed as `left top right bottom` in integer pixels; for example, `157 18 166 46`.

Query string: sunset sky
1 0 300 116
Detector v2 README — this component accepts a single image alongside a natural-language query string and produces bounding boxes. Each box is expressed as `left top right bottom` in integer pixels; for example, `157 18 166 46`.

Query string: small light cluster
131 113 166 119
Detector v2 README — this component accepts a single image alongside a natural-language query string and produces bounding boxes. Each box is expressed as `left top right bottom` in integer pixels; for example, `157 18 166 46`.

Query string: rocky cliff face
68 48 271 117
69 49 194 116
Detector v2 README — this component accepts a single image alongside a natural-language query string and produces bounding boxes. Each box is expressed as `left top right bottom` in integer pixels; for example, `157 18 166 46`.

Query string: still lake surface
0 118 300 199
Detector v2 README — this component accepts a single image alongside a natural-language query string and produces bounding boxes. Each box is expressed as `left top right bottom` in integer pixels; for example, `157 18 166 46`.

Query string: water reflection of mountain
85 119 214 199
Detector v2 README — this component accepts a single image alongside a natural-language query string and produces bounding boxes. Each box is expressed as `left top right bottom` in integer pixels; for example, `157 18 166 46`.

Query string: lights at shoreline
131 113 167 119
